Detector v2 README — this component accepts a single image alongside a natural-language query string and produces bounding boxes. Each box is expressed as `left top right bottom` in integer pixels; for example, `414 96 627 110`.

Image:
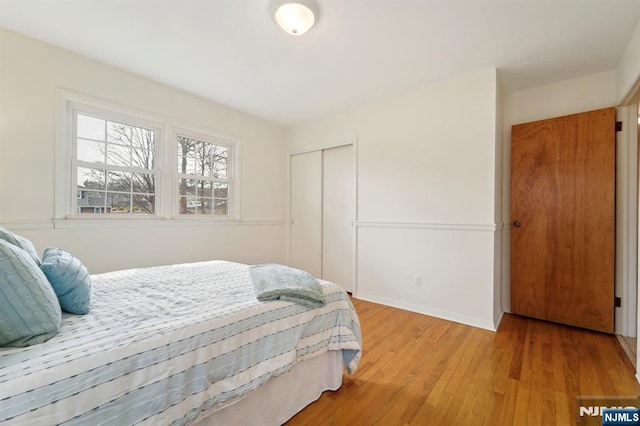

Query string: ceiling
1 0 639 126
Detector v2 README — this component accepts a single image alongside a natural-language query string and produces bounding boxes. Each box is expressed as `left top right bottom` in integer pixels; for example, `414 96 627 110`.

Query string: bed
0 260 362 425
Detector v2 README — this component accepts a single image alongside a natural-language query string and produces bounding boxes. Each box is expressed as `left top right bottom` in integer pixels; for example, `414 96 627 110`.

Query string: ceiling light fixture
272 1 318 36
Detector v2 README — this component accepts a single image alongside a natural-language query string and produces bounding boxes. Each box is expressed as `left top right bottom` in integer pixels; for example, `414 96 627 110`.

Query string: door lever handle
513 221 521 228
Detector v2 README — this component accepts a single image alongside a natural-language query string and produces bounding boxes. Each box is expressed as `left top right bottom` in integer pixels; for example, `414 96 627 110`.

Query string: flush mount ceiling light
271 0 318 36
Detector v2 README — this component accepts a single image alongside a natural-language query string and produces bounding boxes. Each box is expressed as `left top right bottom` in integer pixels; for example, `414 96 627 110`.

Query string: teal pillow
0 225 40 265
0 240 62 347
40 248 92 315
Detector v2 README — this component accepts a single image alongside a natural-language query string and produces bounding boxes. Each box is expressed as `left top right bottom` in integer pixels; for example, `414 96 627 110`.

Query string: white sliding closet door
289 144 355 293
290 151 323 278
322 145 355 292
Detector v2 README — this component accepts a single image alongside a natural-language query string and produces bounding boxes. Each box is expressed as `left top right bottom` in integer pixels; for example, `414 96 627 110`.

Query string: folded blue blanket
249 264 327 309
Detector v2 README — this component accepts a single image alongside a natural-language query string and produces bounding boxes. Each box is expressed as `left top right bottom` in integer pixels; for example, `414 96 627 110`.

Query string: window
177 134 231 216
73 111 159 216
57 92 239 222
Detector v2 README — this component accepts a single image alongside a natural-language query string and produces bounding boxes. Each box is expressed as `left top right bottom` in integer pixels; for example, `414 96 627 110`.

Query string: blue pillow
0 240 62 347
40 248 92 315
0 225 41 265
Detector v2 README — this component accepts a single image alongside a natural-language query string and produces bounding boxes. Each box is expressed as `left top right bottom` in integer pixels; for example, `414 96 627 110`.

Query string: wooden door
322 145 355 292
290 151 322 278
510 107 615 333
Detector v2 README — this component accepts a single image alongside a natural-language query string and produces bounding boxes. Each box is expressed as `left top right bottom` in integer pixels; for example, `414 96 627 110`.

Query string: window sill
52 217 285 229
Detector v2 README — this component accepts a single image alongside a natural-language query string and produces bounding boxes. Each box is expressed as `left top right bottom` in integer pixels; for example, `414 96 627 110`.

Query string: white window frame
55 90 241 225
70 105 163 218
173 127 239 219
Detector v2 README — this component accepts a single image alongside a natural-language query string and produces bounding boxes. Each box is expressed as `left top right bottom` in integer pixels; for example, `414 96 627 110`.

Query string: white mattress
0 260 361 425
194 350 344 425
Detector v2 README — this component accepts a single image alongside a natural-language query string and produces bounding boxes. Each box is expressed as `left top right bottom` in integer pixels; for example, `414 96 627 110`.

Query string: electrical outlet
415 276 422 287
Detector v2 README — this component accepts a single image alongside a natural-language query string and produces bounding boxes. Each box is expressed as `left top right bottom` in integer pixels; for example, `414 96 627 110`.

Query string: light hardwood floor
287 298 640 425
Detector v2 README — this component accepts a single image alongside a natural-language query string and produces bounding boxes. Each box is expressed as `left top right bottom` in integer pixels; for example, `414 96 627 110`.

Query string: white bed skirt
193 351 344 425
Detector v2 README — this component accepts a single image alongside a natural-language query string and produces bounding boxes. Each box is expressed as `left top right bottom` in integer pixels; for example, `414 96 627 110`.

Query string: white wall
504 70 619 125
618 19 640 105
288 69 501 330
0 28 288 273
502 70 638 337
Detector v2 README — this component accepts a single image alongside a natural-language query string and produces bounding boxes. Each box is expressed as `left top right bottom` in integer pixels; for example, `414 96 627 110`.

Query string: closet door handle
513 221 521 228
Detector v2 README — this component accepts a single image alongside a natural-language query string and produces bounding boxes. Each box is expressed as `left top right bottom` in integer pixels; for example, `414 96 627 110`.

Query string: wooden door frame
616 104 639 340
617 80 640 381
286 136 359 296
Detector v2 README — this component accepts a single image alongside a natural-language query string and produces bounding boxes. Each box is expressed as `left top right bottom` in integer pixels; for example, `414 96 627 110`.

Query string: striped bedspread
0 261 362 425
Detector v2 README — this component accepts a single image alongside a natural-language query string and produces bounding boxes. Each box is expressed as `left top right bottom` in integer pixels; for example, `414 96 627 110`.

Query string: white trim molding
52 219 287 230
0 220 55 231
288 136 358 157
357 220 502 232
1 218 286 231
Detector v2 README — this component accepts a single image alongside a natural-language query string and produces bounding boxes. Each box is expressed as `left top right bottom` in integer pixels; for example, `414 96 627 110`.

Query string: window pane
177 136 194 158
78 167 105 190
197 180 212 197
77 139 105 164
214 182 228 199
106 122 131 145
131 127 155 151
179 196 192 214
107 171 131 192
77 114 105 141
132 174 154 194
194 142 211 176
213 145 227 163
132 194 154 214
179 178 196 196
213 161 227 179
132 147 154 170
77 191 106 214
109 193 131 213
181 197 205 213
178 156 197 175
176 134 232 217
212 145 227 178
214 200 228 215
107 144 131 167
74 107 159 217
195 198 212 215
188 199 202 211
176 136 229 178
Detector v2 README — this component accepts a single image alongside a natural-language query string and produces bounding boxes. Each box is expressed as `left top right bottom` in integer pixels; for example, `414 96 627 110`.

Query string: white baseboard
355 292 497 332
493 310 504 330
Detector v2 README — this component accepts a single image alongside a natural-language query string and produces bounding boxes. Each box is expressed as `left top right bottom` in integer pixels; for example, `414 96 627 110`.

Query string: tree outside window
177 135 229 216
75 113 157 215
